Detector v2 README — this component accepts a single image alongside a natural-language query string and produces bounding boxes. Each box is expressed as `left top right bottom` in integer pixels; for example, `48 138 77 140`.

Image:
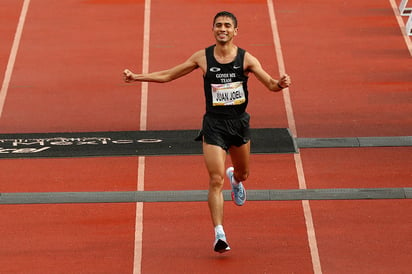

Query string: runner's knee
209 174 224 190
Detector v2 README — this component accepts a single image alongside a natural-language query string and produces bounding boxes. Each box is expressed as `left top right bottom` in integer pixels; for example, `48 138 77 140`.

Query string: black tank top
203 45 249 119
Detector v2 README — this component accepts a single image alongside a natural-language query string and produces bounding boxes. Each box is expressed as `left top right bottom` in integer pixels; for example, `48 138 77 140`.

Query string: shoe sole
214 239 231 253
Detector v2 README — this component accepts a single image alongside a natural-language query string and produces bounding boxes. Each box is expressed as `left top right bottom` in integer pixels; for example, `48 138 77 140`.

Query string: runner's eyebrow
214 22 233 28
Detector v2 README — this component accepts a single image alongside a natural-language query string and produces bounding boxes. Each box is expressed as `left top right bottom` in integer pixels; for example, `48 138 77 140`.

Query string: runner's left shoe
226 167 246 206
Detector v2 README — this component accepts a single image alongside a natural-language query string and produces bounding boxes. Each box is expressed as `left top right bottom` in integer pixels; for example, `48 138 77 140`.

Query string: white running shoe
214 233 231 253
226 167 246 206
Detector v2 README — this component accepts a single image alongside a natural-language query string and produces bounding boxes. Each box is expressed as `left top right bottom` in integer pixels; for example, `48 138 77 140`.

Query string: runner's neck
214 44 238 64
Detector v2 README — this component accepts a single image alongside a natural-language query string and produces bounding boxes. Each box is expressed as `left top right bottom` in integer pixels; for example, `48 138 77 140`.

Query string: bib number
211 81 245 106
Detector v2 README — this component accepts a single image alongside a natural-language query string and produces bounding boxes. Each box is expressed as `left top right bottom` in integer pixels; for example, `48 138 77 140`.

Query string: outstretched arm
123 50 204 83
244 52 291 92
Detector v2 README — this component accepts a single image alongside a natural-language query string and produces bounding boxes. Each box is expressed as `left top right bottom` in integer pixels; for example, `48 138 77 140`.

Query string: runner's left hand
123 69 135 83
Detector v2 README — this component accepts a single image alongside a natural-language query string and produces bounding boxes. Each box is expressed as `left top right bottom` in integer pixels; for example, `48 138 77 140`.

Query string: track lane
0 0 145 133
0 157 139 273
143 1 315 273
275 0 412 137
0 0 23 85
146 0 288 130
0 0 29 118
142 155 314 273
0 1 146 273
302 148 412 273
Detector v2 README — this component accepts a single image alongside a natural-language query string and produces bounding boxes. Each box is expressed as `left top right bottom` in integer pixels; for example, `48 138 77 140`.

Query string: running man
123 11 291 253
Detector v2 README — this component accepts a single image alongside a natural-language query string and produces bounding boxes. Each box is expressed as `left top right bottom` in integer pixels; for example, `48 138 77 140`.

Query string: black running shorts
195 112 251 151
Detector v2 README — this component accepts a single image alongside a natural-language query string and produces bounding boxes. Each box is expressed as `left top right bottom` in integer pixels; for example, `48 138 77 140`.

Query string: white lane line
0 0 30 118
139 0 151 131
133 156 145 274
389 0 412 56
133 0 151 273
267 1 322 273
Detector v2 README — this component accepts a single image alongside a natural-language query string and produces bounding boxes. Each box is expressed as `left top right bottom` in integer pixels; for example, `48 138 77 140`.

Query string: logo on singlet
210 67 221 72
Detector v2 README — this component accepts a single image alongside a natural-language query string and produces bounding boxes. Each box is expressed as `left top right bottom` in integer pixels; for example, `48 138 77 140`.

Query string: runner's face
213 16 238 44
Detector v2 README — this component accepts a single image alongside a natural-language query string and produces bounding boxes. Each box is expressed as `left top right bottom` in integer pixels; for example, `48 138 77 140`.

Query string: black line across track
0 129 411 159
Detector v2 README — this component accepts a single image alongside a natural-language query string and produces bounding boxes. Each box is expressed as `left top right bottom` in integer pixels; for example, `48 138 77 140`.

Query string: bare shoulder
189 49 207 72
244 51 262 71
191 49 206 59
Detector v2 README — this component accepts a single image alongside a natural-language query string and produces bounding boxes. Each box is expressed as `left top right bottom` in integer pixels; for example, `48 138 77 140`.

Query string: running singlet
203 45 249 119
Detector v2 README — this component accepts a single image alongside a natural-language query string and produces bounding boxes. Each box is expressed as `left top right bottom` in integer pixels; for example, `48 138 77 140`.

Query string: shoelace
234 186 244 198
216 233 226 241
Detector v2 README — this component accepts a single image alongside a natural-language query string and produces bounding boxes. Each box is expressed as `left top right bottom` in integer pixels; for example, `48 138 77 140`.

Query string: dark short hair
213 11 238 28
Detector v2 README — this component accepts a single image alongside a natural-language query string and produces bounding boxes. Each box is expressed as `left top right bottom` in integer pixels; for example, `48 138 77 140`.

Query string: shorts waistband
204 112 249 120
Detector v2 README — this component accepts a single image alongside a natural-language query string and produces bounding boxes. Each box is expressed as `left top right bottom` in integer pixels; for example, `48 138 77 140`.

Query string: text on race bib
211 81 246 106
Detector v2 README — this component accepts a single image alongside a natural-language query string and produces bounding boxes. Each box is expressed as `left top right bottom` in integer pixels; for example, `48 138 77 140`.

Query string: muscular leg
202 142 227 227
228 141 251 182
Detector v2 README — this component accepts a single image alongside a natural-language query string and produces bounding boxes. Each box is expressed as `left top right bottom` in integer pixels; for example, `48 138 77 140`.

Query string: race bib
211 81 246 106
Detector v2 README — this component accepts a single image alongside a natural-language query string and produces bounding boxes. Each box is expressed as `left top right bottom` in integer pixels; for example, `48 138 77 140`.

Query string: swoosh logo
233 65 241 69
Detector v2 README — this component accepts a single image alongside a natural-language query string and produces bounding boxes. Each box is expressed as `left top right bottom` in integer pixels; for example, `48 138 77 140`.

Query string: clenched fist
123 69 135 83
278 74 291 89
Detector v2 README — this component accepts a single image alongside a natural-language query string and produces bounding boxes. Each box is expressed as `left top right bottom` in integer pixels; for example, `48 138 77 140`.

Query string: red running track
0 0 411 273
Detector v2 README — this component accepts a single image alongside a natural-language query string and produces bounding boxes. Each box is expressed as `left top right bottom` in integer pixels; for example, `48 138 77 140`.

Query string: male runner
123 11 291 253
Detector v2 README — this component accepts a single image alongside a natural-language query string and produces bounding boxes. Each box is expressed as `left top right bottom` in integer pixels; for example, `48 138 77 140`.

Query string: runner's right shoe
226 167 246 206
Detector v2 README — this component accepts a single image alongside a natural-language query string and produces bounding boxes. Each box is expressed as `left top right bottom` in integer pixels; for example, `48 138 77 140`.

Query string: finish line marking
1 188 410 205
0 132 410 159
0 128 296 159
